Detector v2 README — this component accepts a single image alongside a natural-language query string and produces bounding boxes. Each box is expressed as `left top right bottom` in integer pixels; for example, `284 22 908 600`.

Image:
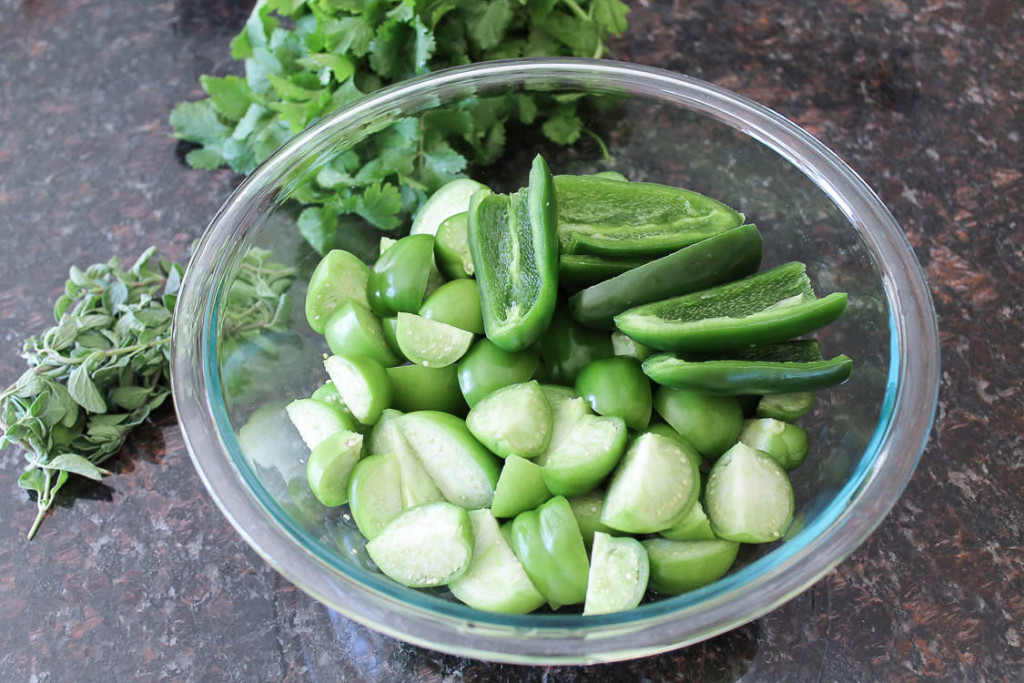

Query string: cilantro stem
562 0 591 23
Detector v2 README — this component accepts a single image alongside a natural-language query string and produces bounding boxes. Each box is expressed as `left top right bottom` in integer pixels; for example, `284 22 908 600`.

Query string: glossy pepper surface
643 340 852 395
614 261 848 353
569 224 763 329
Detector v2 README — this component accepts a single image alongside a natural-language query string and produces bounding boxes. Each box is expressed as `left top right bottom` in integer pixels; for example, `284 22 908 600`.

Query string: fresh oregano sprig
0 246 296 539
0 248 179 539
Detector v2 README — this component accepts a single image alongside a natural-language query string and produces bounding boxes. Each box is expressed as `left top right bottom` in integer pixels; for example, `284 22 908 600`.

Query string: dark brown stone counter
0 0 1020 679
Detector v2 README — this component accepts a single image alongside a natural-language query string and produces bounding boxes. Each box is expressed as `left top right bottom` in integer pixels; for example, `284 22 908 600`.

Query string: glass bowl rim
171 57 940 664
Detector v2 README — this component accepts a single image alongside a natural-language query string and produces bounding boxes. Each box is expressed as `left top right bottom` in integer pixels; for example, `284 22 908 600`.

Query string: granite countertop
1 0 1021 680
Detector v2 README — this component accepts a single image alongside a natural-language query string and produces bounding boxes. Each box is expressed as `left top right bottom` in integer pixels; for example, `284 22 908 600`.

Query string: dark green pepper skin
569 224 763 330
457 339 540 407
614 262 848 353
509 496 589 609
643 340 853 396
367 234 435 317
574 357 652 431
540 310 614 386
558 254 646 288
468 155 558 352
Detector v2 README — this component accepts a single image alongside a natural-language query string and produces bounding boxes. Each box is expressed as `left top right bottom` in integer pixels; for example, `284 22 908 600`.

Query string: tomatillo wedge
468 155 558 352
574 356 652 431
643 341 854 395
653 388 743 459
304 249 370 334
347 453 405 540
419 279 484 334
367 234 436 316
305 429 363 507
396 312 474 368
323 301 401 367
554 175 744 257
566 488 623 550
558 254 646 288
738 418 809 471
645 423 705 471
395 411 500 509
449 509 546 614
540 310 614 386
757 391 815 422
643 538 740 595
614 261 848 353
569 224 763 329
509 496 590 610
457 339 539 407
491 455 553 518
385 364 466 415
367 409 444 508
324 354 392 425
705 442 795 543
659 501 717 541
434 212 474 279
465 381 552 459
583 532 650 616
538 414 628 497
601 432 701 534
285 398 357 450
365 502 474 588
309 382 357 424
411 178 488 237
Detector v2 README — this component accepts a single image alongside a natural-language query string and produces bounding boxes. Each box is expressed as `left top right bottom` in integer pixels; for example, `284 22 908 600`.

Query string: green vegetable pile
285 159 853 615
3 0 629 539
171 0 630 253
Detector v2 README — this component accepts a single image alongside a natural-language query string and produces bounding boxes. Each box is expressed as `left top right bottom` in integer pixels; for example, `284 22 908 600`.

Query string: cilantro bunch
171 0 629 253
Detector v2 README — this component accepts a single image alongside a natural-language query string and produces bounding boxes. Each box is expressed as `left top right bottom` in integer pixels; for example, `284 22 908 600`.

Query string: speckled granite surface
0 0 1021 680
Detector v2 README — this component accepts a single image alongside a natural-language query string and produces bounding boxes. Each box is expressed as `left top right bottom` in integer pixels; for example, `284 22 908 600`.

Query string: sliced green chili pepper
554 175 744 257
540 309 614 386
468 155 558 352
569 224 763 329
643 340 853 395
614 261 848 353
367 234 436 317
509 495 590 609
558 254 646 288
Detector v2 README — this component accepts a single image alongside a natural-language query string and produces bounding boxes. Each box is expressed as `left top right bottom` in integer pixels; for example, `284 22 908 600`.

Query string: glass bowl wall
172 59 939 664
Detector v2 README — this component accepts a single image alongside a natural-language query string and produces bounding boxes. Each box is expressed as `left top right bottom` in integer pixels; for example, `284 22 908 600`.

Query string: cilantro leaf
355 182 403 231
592 0 630 36
170 100 230 145
172 0 629 252
200 75 254 121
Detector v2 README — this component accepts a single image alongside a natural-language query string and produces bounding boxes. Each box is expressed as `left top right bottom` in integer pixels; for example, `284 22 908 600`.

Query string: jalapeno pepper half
554 175 745 257
614 261 848 353
468 155 558 352
643 340 853 395
569 224 763 330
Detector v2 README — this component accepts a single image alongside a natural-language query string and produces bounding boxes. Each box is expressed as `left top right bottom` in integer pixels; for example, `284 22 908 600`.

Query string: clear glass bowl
171 59 939 665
